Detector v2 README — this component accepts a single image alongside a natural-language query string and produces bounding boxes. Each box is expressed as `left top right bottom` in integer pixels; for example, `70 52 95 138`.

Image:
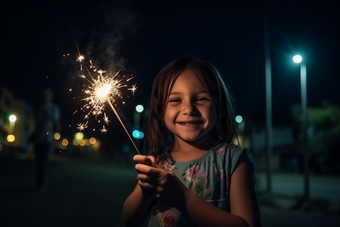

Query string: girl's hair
143 57 237 161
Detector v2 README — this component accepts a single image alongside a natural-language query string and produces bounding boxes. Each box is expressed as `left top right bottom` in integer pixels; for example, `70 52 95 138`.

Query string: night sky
2 0 339 139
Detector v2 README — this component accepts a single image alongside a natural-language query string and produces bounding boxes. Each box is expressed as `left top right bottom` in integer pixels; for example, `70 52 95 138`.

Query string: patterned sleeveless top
144 141 255 227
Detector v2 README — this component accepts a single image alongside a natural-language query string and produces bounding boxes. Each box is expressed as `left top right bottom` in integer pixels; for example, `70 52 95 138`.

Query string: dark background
2 0 339 140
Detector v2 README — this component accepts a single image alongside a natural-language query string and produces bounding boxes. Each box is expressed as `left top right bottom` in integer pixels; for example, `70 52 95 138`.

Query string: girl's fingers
147 155 157 164
137 173 159 184
133 155 155 166
133 155 149 164
135 164 162 178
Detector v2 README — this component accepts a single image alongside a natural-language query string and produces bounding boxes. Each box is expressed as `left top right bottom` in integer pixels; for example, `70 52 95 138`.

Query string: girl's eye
197 97 209 102
169 98 181 103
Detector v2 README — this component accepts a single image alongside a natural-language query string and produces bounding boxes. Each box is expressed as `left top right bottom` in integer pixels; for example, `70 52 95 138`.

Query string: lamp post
293 55 309 200
263 1 273 193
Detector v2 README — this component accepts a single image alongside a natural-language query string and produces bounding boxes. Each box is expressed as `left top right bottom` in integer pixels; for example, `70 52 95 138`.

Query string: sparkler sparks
81 70 126 119
73 53 140 154
100 125 108 133
77 123 87 131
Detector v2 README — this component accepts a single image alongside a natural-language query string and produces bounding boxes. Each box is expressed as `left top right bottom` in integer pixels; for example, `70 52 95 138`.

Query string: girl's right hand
133 155 158 199
133 155 186 207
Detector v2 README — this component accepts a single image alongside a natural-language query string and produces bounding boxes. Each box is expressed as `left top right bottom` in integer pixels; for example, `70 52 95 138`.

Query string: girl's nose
182 102 198 115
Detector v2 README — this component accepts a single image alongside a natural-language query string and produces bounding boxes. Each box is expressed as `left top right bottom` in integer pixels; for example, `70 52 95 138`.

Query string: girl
123 58 261 227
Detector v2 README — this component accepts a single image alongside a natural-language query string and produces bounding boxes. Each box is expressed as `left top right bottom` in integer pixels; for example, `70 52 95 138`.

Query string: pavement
1 153 339 227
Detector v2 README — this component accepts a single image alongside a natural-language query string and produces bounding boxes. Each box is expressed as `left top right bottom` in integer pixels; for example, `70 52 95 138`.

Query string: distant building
0 87 34 153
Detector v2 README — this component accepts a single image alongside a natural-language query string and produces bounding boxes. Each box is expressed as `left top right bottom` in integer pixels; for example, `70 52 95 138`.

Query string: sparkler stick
73 53 140 154
106 99 140 154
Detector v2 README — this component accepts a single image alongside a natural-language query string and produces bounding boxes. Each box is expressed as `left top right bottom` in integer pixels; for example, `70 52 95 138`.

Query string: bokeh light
75 132 84 140
54 132 61 140
235 115 243 124
62 138 69 146
135 104 144 113
89 137 96 145
7 134 15 142
9 115 17 122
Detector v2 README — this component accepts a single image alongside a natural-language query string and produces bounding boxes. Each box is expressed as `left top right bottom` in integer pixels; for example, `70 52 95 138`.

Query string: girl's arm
138 153 261 227
122 183 155 227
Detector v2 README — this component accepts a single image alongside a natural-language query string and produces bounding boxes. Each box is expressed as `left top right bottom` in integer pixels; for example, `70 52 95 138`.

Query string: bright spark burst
77 55 85 62
77 123 87 131
72 53 140 154
79 69 133 124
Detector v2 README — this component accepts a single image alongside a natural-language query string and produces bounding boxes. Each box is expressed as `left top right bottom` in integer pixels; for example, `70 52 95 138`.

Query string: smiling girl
123 58 261 227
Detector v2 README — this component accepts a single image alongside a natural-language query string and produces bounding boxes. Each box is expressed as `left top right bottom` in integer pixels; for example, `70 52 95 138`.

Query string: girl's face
164 69 218 145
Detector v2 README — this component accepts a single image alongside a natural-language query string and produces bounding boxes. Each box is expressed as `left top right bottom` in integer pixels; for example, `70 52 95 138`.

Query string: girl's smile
177 121 204 132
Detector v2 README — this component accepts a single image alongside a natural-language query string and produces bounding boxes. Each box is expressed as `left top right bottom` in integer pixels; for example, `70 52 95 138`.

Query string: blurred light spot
7 135 15 142
132 130 144 139
136 104 144 113
62 138 69 146
73 139 79 146
54 132 61 140
75 132 84 140
89 137 96 145
9 115 17 122
235 115 243 123
79 139 86 146
132 130 140 138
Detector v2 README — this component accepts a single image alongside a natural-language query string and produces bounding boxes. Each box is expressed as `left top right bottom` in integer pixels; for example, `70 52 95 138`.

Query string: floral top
144 141 255 227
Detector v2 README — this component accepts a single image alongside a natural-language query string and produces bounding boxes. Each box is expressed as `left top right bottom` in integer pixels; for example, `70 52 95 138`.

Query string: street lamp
9 115 17 122
9 114 17 134
293 54 309 200
134 104 144 130
135 105 144 113
235 115 245 146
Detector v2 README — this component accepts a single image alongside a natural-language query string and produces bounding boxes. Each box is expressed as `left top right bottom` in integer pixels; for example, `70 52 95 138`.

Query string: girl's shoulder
213 141 249 155
214 141 254 172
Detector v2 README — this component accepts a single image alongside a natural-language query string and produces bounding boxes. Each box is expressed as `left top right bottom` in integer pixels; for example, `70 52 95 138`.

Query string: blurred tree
291 101 340 175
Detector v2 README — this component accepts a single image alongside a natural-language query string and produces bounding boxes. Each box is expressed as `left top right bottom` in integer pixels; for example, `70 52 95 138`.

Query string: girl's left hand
134 155 185 207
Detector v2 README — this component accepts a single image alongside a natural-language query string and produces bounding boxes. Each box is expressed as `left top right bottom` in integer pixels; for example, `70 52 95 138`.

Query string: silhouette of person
33 87 60 190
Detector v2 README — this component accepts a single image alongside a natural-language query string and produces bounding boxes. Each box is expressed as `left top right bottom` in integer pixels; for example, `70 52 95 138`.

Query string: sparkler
74 54 140 154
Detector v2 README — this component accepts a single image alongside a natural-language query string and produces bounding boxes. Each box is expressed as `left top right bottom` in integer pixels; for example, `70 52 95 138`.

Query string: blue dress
145 141 255 227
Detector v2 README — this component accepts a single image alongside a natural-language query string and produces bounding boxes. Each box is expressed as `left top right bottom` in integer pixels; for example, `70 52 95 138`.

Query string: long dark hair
143 58 237 161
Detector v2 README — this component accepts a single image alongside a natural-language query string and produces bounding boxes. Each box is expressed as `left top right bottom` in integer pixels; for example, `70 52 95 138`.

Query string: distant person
123 58 261 226
33 87 60 190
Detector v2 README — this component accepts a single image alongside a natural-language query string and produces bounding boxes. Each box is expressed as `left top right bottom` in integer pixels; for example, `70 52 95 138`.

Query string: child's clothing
145 141 255 227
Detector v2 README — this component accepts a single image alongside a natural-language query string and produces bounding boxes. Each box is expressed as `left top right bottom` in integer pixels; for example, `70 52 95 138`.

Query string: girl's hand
133 155 185 207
